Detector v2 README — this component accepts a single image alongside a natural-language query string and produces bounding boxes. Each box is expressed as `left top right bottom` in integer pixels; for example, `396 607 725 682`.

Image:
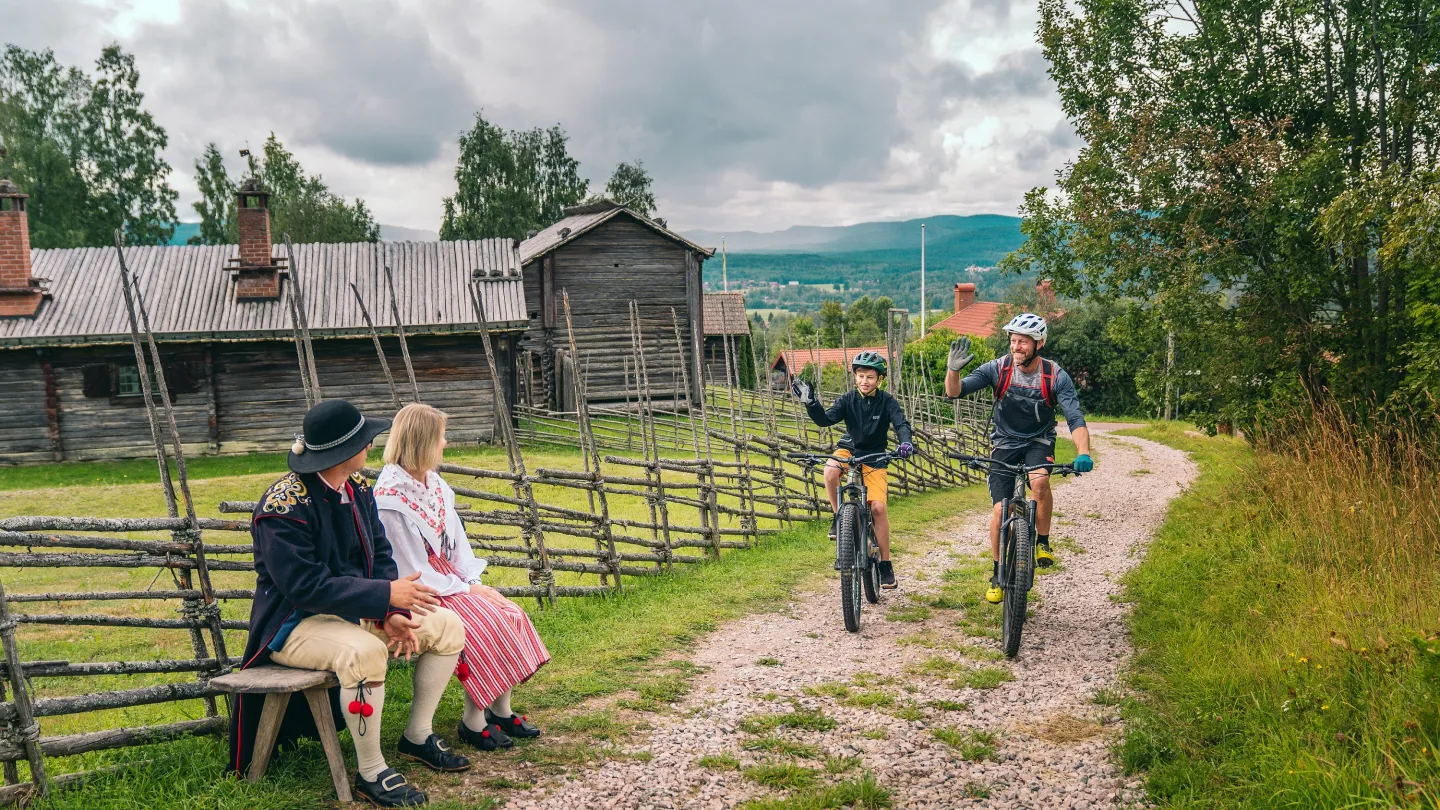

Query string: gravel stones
499 429 1196 809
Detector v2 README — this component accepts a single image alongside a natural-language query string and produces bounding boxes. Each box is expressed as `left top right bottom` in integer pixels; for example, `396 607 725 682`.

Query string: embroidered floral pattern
260 474 310 515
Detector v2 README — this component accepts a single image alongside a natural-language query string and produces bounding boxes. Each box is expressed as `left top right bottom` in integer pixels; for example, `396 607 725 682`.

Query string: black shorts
987 441 1057 504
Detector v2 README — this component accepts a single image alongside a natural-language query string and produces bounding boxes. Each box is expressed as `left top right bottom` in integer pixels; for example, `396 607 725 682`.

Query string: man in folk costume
230 400 471 808
375 403 550 751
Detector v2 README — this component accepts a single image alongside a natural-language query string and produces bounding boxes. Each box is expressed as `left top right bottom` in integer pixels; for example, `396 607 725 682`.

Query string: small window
115 365 159 398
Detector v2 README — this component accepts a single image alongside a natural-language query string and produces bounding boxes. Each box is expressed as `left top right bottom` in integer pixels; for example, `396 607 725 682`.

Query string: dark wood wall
0 333 518 464
522 216 704 408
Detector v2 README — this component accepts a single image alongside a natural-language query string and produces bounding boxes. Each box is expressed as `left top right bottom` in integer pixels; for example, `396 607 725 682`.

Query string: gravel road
501 427 1196 809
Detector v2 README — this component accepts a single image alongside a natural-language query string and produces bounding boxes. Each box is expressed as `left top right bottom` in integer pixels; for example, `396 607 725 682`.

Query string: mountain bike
948 452 1079 658
787 450 897 633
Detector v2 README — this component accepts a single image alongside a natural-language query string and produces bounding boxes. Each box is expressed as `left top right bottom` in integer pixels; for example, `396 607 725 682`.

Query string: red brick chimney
953 282 976 313
227 178 285 301
0 178 46 318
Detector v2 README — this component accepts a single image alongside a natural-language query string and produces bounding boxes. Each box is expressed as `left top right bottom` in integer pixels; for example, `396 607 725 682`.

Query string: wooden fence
0 250 992 802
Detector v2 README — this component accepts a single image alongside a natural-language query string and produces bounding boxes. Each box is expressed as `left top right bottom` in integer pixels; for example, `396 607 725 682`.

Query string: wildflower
1299 657 1309 663
1316 664 1323 669
1359 648 1367 654
1322 705 1330 710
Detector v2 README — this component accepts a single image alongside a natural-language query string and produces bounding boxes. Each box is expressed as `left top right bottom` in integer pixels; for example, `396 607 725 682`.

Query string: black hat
287 400 392 474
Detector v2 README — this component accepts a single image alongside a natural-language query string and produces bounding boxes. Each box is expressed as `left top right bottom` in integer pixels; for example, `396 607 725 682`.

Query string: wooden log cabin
517 200 714 410
0 178 528 463
701 291 750 385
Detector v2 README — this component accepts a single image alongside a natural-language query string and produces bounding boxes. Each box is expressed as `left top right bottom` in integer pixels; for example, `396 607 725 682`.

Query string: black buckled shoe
355 767 428 807
486 709 542 739
398 733 471 772
828 515 838 541
458 720 513 751
878 560 897 589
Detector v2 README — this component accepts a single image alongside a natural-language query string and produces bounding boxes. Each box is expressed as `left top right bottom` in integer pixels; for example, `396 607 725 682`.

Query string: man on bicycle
789 351 915 589
944 313 1092 604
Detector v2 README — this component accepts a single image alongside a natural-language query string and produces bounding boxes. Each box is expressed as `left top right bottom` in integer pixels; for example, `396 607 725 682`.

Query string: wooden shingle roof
519 199 716 265
702 292 749 336
0 239 528 348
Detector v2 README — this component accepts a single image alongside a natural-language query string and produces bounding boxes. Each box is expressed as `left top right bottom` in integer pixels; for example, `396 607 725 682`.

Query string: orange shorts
829 448 888 504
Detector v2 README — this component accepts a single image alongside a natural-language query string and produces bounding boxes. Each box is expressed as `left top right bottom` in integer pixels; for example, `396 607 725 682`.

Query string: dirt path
505 428 1196 809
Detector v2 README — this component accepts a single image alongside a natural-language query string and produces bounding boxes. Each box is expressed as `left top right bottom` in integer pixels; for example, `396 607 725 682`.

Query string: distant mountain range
166 222 440 245
683 214 1032 311
683 214 1023 257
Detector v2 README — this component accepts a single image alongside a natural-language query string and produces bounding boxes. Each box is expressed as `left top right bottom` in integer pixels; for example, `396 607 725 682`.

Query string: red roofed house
928 282 1004 338
769 345 887 391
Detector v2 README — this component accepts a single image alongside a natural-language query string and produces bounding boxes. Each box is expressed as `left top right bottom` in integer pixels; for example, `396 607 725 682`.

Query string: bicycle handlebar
946 452 1081 476
786 451 897 466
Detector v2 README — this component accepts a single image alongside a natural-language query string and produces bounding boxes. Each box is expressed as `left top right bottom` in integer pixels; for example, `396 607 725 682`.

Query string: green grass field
0 445 1000 810
1115 421 1440 808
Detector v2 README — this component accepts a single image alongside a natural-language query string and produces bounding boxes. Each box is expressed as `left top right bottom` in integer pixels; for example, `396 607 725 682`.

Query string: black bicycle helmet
851 351 888 376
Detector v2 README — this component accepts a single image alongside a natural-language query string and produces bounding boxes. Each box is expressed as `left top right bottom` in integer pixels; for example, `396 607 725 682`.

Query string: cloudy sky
2 0 1079 234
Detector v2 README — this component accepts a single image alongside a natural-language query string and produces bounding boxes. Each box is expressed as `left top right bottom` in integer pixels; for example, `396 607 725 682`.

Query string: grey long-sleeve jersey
955 358 1087 449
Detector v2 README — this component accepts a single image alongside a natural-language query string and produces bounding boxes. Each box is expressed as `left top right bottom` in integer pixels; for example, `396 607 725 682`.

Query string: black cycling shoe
355 767 428 807
458 720 513 751
878 560 897 589
487 709 542 739
828 515 838 540
398 733 471 772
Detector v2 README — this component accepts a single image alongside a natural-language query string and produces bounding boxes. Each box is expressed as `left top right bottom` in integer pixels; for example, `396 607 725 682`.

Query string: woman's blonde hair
384 403 448 474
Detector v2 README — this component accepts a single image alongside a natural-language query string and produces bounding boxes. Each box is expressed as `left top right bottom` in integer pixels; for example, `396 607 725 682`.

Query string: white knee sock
340 681 387 781
404 651 459 745
462 692 487 731
488 689 513 719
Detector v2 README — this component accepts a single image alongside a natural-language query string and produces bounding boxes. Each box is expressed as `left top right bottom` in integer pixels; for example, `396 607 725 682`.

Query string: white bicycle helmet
1002 312 1048 343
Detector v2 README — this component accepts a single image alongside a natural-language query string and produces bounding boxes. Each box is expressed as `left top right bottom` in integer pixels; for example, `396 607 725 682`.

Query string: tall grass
1118 409 1440 808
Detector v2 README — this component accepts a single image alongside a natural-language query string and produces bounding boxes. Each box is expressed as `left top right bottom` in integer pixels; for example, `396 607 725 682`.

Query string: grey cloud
134 0 476 166
1015 119 1082 172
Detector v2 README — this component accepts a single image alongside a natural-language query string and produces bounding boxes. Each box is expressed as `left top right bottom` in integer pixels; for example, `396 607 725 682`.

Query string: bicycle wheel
861 517 880 604
836 503 862 632
1001 504 1032 658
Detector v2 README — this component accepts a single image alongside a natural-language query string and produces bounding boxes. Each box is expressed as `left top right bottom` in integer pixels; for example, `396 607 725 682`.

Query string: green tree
188 142 233 245
247 134 377 243
440 112 589 241
818 299 845 347
605 160 658 220
0 44 177 247
1006 0 1440 426
81 45 176 245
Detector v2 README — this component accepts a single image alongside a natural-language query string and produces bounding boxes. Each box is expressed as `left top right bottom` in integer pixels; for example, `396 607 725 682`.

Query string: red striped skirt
428 550 550 707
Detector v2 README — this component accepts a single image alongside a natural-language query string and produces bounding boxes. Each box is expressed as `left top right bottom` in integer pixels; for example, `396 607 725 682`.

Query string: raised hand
947 336 975 373
389 571 441 614
789 376 816 405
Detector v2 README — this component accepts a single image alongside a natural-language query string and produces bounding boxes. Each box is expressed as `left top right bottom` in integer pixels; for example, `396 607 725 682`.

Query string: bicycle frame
948 453 1077 589
786 451 894 571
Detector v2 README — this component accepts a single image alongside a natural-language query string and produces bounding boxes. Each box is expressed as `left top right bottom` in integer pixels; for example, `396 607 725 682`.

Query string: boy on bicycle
789 351 915 589
943 313 1092 604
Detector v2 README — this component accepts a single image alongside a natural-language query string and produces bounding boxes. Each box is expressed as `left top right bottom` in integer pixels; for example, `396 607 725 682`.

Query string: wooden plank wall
522 218 701 406
0 333 516 464
0 352 57 463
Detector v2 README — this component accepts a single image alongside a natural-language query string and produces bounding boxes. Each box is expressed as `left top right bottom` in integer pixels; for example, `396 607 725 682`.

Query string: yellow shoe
985 584 1003 604
1036 544 1056 568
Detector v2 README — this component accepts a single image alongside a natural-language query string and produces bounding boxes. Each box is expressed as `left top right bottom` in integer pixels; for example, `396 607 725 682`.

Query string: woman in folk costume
374 403 550 751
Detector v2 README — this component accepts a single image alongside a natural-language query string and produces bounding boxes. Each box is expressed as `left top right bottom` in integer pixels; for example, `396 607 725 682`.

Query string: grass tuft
742 763 821 790
697 753 742 770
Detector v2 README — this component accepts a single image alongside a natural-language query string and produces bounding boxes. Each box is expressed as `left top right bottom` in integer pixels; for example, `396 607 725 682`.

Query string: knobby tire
1001 505 1032 658
837 503 862 633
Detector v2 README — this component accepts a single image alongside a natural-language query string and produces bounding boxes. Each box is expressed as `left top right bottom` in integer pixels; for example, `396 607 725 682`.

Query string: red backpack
995 354 1058 407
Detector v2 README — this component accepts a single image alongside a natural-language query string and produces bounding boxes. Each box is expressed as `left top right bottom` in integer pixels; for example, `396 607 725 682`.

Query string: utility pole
722 237 728 292
919 223 927 334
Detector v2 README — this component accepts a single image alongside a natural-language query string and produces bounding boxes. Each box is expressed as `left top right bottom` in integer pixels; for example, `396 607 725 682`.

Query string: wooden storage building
701 291 750 385
517 200 714 410
0 179 528 463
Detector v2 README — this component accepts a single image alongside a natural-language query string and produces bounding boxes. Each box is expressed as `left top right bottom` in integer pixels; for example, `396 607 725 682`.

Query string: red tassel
481 729 490 738
348 700 362 714
360 703 374 718
456 659 471 680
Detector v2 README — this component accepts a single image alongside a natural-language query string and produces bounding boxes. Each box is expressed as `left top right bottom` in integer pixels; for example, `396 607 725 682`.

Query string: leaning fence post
350 282 402 410
385 265 422 403
562 291 621 590
0 581 46 799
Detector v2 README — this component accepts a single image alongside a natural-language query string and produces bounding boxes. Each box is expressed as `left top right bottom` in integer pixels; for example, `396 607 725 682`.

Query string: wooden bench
211 665 350 802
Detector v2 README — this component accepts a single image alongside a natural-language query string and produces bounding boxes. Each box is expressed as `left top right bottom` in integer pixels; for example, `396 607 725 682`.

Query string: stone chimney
0 178 46 318
227 178 286 301
1036 279 1055 307
953 282 976 313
